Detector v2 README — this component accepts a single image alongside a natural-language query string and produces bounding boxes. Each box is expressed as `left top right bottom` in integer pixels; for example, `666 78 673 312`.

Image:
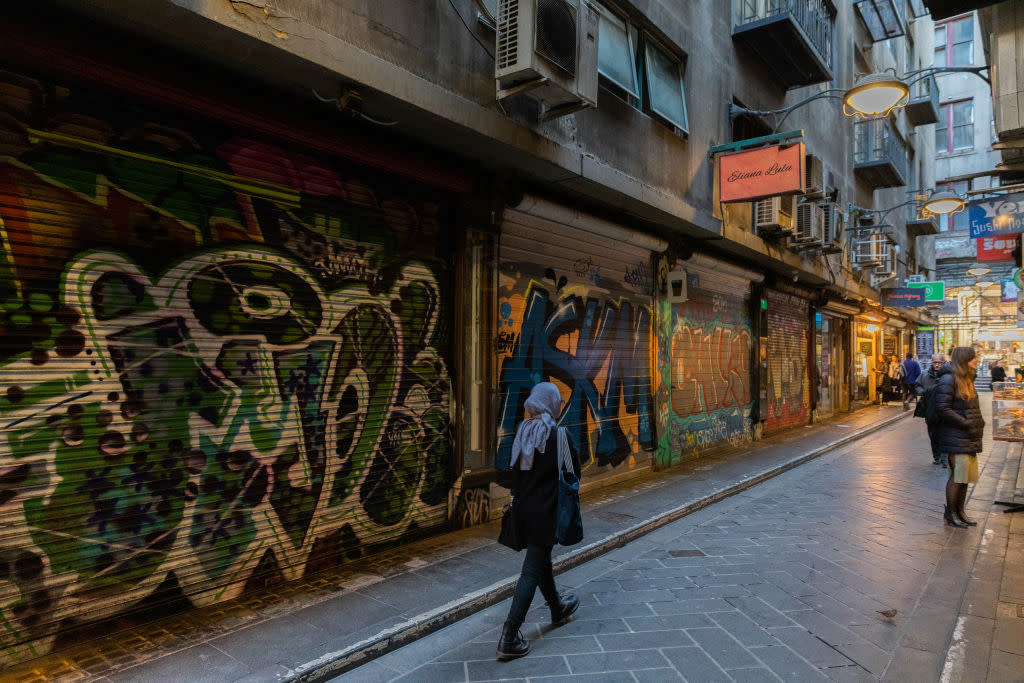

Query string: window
934 14 973 67
936 99 974 153
594 3 689 136
595 4 639 99
937 180 969 231
643 38 688 134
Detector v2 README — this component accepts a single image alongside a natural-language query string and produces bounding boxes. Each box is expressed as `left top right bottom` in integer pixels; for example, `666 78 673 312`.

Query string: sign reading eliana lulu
719 143 806 203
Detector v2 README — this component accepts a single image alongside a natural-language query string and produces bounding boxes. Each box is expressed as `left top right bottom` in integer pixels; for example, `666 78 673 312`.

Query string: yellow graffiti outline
0 213 21 299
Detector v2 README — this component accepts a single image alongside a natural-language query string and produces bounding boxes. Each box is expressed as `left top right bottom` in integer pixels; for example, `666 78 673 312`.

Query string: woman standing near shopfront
934 347 985 527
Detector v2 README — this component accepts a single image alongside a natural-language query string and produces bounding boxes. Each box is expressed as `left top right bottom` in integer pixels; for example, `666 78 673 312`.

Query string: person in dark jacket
934 347 985 527
991 360 1007 384
901 352 921 409
916 353 946 465
496 382 581 660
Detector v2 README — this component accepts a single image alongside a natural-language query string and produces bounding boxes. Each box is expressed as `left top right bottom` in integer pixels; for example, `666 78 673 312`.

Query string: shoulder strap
556 427 570 474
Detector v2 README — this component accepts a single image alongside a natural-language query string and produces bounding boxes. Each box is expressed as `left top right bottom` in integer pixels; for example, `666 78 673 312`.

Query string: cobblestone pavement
342 397 1024 682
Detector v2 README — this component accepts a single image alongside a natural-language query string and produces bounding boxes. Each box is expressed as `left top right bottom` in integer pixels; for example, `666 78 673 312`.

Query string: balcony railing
906 73 940 126
854 119 908 188
854 0 906 42
734 0 834 89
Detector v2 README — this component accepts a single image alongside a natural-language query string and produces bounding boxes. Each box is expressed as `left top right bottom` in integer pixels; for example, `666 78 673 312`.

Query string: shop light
966 266 991 277
922 191 966 215
842 73 909 118
975 280 996 289
865 324 880 333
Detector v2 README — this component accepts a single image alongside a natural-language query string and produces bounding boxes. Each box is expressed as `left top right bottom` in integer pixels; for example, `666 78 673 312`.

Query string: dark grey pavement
9 404 916 682
339 396 1024 682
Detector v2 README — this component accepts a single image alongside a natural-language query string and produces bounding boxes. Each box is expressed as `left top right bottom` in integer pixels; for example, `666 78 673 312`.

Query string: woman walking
497 382 581 660
934 347 985 527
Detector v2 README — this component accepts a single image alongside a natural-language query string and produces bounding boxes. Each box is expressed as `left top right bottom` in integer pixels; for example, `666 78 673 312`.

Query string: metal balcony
733 0 835 89
906 74 940 126
854 0 906 42
854 119 908 188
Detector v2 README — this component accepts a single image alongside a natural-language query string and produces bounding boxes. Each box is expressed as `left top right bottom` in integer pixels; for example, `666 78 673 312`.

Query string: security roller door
764 289 811 434
495 197 665 486
0 66 455 662
657 255 756 467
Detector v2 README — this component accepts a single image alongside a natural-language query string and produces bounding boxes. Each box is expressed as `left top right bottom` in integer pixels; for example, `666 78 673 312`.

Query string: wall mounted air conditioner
820 202 844 254
793 202 825 246
754 195 795 237
853 232 887 269
495 0 600 119
804 154 824 196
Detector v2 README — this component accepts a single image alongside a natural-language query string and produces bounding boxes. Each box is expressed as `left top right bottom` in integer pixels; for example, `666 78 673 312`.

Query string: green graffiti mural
0 69 454 664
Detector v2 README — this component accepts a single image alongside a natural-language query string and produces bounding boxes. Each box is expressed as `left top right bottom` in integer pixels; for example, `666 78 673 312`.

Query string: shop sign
977 235 1018 262
916 329 935 358
975 328 1024 342
936 298 959 315
907 281 945 301
969 192 1024 238
881 287 927 306
718 143 805 203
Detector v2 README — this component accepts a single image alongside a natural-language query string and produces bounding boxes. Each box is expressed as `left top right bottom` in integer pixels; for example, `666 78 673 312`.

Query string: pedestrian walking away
901 352 921 410
934 347 985 528
496 382 581 661
916 353 946 465
990 359 1007 385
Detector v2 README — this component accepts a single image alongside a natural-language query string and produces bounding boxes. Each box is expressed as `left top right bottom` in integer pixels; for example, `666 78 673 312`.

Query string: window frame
594 2 641 101
641 33 689 135
936 99 974 153
934 14 974 68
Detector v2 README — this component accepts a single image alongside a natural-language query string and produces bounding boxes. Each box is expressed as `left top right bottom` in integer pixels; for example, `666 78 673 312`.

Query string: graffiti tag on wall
495 266 653 471
654 284 753 467
0 72 453 664
763 290 809 431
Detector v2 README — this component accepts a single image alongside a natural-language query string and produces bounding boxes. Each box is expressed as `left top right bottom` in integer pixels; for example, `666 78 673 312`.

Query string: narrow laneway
343 397 1020 682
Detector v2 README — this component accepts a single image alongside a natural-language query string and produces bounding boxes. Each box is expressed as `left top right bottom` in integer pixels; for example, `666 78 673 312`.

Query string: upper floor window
934 14 973 67
937 181 969 231
644 38 689 134
594 2 688 135
596 4 639 100
936 99 974 153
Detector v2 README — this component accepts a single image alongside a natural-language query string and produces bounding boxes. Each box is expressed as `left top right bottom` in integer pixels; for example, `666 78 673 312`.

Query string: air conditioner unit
853 232 887 269
793 202 825 245
820 202 844 254
754 195 795 237
495 0 600 119
804 154 824 196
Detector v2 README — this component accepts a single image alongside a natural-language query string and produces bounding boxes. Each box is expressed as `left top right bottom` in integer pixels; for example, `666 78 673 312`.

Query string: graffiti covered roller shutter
0 68 455 662
496 200 662 485
764 289 810 434
656 256 756 467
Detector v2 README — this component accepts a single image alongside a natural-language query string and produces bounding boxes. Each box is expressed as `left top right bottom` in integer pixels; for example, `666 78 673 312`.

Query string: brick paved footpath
10 402 1021 682
338 396 1024 683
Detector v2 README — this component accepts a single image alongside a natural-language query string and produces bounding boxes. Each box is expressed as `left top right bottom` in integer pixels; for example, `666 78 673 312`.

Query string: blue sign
969 192 1024 238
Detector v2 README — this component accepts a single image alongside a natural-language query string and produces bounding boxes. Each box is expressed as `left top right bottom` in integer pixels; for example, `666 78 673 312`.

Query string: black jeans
927 421 943 462
506 544 558 627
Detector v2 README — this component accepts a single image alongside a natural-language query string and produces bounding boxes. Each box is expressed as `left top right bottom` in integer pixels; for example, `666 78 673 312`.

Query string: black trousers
927 421 942 462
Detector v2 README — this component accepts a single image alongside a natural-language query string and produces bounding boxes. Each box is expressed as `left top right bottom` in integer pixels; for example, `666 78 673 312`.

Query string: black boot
549 593 579 626
944 504 968 528
956 485 977 526
496 620 530 661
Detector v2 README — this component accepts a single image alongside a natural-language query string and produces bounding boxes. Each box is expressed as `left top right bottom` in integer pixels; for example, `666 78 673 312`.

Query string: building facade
0 0 941 665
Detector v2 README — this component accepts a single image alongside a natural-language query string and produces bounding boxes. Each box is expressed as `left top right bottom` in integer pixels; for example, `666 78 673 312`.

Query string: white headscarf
509 382 563 471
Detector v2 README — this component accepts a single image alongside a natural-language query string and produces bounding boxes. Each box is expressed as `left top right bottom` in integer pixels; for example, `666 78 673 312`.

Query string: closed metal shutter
656 255 757 467
764 289 810 434
495 198 664 486
0 67 455 661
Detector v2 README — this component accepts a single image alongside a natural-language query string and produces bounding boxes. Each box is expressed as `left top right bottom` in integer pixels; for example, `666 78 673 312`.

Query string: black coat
934 365 985 455
511 428 581 547
991 366 1007 383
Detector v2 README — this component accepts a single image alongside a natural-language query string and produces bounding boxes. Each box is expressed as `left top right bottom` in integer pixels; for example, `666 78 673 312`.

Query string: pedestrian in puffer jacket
933 347 985 528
